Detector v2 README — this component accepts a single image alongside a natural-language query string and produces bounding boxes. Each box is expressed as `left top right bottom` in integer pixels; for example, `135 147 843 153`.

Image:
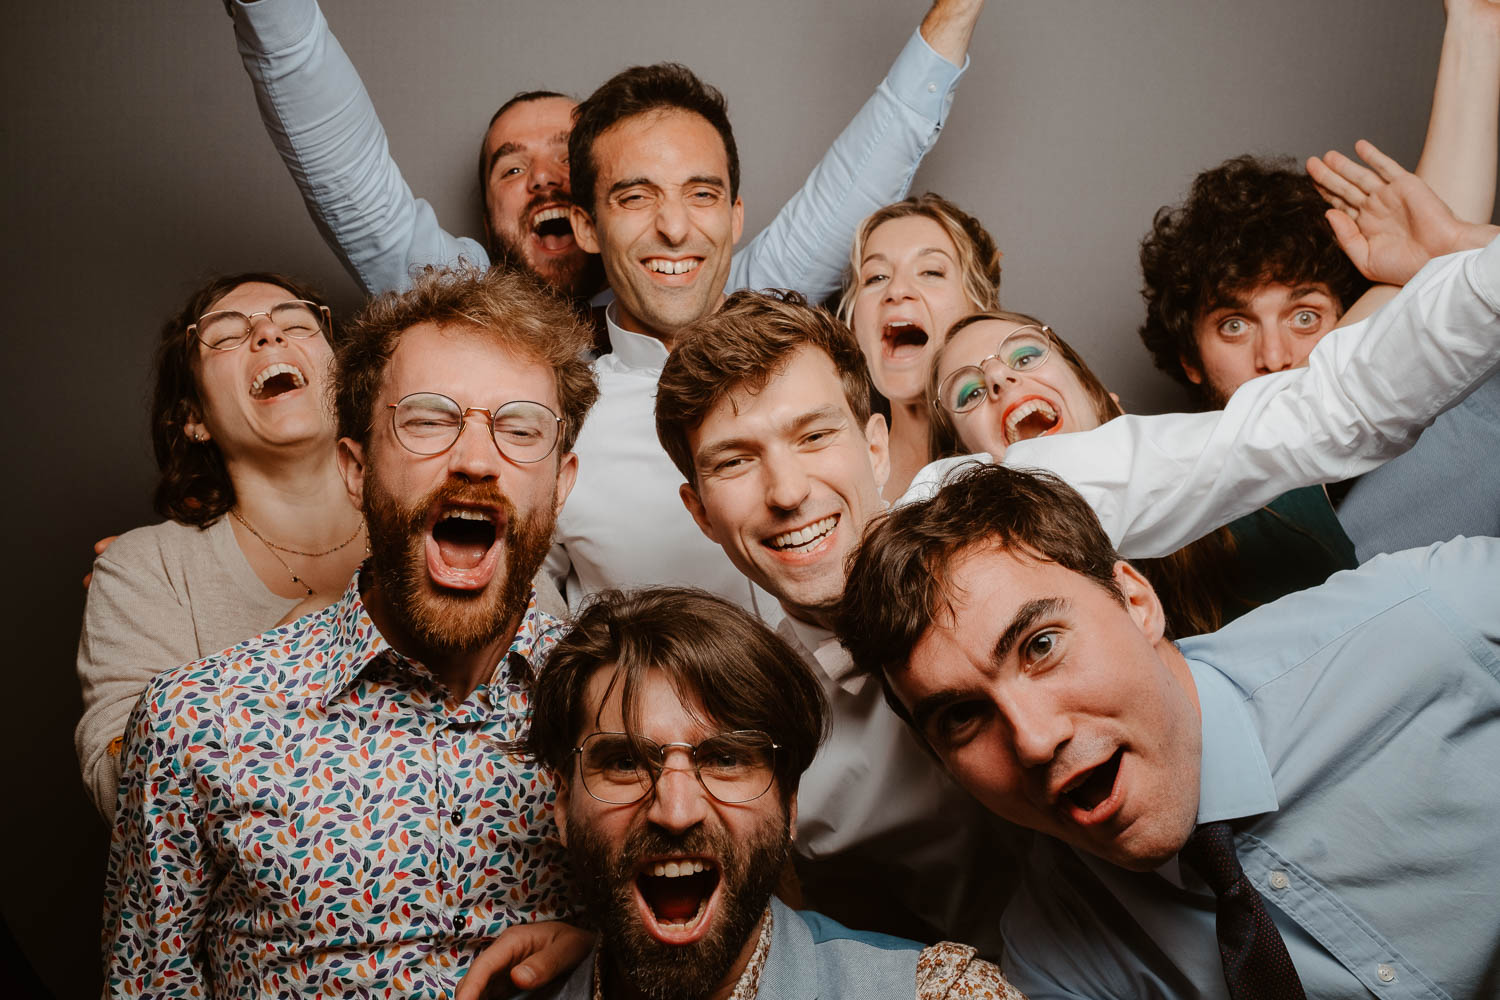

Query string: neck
359 574 524 704
883 401 931 502
785 603 836 634
611 293 727 349
223 440 357 546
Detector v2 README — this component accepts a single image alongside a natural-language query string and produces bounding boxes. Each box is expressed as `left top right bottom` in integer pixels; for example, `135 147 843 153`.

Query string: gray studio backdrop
2 0 1463 993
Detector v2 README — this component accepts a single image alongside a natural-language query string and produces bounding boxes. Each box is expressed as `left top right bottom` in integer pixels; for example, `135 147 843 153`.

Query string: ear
1108 391 1122 411
863 413 891 495
730 197 745 246
337 437 367 510
570 205 600 255
679 481 722 544
182 419 210 444
1113 560 1167 645
554 773 572 849
1178 353 1204 386
554 451 580 514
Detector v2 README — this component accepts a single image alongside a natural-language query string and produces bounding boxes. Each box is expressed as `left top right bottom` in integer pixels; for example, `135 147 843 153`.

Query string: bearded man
102 266 599 999
492 586 1020 1000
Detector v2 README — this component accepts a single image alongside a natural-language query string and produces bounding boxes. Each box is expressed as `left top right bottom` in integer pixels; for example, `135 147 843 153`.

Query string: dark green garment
1221 485 1358 624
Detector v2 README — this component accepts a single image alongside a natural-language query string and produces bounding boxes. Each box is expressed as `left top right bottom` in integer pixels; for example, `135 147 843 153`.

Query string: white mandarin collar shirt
544 307 782 625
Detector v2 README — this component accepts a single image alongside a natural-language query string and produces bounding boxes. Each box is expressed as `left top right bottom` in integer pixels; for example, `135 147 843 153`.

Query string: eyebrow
607 174 727 198
906 597 1066 733
860 246 955 268
695 404 848 471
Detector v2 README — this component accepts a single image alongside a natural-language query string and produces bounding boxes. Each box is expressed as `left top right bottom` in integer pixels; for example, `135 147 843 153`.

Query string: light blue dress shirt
228 0 965 298
1001 537 1500 999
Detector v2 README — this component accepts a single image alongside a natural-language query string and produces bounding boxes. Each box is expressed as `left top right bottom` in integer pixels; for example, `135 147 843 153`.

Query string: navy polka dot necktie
1179 821 1307 1000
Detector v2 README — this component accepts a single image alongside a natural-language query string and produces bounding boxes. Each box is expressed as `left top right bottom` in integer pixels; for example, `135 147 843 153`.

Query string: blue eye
1006 345 1045 369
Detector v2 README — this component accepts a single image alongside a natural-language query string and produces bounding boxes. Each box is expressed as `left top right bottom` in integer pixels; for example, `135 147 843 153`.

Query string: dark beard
567 813 790 1000
362 472 556 655
490 194 606 304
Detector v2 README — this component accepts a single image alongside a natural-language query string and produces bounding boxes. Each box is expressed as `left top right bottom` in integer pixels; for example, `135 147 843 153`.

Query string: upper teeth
533 206 569 227
250 363 306 394
650 860 710 878
885 321 918 333
1004 399 1059 444
646 258 699 275
770 515 837 551
440 509 492 522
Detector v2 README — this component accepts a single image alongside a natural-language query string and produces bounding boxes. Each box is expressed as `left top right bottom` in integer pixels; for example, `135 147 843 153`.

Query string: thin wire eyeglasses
572 730 781 805
187 300 332 352
935 324 1054 415
387 391 563 463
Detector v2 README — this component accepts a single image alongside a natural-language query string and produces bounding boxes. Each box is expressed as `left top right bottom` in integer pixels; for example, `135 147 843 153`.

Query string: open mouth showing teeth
1004 399 1061 444
532 206 573 239
766 515 837 553
645 258 700 275
883 321 929 356
1062 748 1124 813
637 859 719 931
250 363 307 400
431 508 497 570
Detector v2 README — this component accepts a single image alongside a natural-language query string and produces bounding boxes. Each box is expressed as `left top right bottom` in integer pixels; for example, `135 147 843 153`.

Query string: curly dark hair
568 63 739 217
151 272 331 527
1138 155 1370 401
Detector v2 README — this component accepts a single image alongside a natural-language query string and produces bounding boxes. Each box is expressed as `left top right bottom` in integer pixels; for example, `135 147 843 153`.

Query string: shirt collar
780 616 868 696
603 303 670 370
1185 655 1279 824
317 570 561 707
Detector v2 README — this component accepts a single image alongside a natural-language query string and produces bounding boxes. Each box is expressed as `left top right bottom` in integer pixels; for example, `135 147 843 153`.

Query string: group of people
77 0 1500 998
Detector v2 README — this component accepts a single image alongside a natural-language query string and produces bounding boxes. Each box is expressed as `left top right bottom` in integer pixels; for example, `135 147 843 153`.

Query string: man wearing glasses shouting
103 266 600 998
466 586 1019 1000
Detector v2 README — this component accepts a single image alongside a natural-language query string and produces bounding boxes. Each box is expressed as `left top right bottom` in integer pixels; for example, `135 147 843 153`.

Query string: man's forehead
384 322 557 404
582 664 716 738
594 108 729 180
484 97 577 156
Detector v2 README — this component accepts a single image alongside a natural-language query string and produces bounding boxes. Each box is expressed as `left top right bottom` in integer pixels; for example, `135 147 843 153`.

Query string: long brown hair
150 272 331 527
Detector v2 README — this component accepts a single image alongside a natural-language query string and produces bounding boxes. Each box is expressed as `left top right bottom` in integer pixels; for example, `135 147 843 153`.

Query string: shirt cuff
232 0 319 54
884 27 968 126
1467 231 1500 314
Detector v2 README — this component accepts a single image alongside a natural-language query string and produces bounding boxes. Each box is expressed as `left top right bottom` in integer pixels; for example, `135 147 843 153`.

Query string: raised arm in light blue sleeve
725 28 967 302
230 0 491 294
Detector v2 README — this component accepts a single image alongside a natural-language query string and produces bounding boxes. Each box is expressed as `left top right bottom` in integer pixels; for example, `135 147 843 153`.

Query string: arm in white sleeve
230 0 490 294
1003 237 1500 559
725 28 966 302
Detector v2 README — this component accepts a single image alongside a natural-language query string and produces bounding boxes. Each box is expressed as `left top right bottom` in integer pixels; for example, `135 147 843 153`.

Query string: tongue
644 877 703 922
436 536 488 570
1014 410 1058 441
537 233 574 252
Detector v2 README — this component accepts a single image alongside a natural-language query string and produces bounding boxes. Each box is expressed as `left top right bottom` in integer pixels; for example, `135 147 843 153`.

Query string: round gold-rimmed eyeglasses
935 324 1054 415
387 391 563 463
572 730 780 805
187 300 331 352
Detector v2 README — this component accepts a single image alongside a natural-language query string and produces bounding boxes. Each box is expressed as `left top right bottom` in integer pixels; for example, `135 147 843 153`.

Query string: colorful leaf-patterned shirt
102 573 571 998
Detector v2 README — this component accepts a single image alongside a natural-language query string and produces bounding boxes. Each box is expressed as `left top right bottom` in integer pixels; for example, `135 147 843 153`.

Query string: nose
446 410 506 481
984 359 1020 401
249 313 287 350
654 195 690 246
884 268 916 303
529 153 566 193
1255 327 1294 374
763 453 811 513
643 750 711 834
1005 691 1071 772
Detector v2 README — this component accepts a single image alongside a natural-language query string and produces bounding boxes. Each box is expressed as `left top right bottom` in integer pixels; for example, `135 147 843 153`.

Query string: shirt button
927 81 938 93
1268 870 1290 890
1376 964 1397 983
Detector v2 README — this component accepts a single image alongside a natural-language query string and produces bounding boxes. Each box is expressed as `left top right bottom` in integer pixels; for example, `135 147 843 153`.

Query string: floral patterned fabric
916 941 1027 999
102 572 571 998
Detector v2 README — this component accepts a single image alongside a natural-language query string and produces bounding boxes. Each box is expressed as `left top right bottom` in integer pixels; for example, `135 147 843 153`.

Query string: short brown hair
926 310 1120 460
522 587 829 800
655 289 873 485
151 271 331 527
335 265 599 451
837 463 1123 683
836 193 1003 326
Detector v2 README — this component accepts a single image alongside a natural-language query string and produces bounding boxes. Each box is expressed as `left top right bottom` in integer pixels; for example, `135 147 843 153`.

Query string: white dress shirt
778 616 1018 957
545 311 783 622
905 240 1500 559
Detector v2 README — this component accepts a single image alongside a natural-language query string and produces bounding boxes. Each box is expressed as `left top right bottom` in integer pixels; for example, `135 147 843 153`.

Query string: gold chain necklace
230 508 364 597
